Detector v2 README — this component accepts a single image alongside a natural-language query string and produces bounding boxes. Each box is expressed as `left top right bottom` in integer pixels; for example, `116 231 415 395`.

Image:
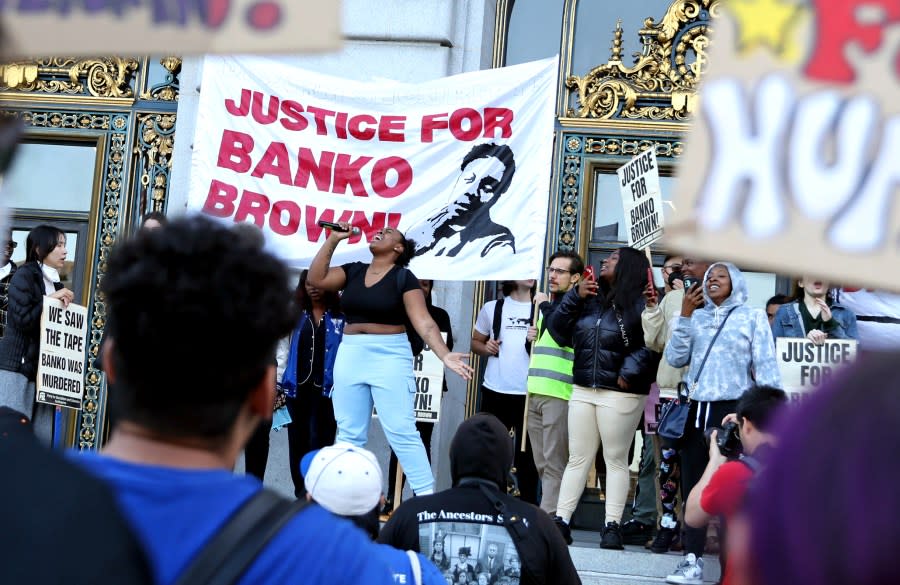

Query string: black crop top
340 262 420 325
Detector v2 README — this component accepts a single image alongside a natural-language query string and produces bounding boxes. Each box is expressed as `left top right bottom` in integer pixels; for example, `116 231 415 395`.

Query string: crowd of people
0 214 895 585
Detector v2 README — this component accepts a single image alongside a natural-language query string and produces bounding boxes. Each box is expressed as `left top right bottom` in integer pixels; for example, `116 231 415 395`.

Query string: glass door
1 137 103 446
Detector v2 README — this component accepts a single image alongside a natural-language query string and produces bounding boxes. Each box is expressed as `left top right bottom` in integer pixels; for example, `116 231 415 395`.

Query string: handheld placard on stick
392 462 404 514
520 286 547 452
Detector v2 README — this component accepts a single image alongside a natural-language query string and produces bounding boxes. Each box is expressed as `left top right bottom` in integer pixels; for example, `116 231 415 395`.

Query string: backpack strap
738 454 763 474
492 297 505 341
172 489 310 585
406 550 423 585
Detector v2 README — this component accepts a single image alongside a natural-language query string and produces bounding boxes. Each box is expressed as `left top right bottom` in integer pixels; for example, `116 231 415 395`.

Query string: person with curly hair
309 223 472 496
72 215 396 583
547 246 659 550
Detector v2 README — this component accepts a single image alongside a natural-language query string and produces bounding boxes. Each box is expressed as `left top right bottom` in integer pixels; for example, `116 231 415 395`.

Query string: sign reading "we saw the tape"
37 298 88 410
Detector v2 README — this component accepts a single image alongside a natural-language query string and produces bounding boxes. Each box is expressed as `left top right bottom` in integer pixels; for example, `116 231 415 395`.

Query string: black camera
667 271 684 288
704 421 743 458
717 421 742 458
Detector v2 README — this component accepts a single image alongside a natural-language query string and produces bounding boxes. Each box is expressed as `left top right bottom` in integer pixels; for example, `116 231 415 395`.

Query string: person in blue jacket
663 262 781 584
280 269 344 498
771 276 858 344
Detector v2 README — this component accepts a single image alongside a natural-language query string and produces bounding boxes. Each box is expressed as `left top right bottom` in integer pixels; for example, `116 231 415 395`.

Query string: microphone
318 221 360 235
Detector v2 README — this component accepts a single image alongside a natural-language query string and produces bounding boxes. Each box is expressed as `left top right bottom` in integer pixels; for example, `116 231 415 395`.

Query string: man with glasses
525 250 583 518
661 257 684 294
0 233 18 338
637 257 713 553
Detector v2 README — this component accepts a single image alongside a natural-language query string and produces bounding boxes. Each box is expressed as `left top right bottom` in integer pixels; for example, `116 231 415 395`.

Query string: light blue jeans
332 333 434 494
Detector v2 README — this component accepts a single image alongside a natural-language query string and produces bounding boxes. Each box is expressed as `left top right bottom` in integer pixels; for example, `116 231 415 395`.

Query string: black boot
600 521 624 550
553 516 573 545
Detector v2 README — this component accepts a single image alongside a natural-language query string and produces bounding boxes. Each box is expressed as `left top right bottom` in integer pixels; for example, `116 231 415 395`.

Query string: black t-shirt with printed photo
378 484 580 585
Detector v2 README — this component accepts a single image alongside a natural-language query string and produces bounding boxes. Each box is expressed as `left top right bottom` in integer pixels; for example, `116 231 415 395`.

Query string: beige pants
556 385 647 525
526 393 569 515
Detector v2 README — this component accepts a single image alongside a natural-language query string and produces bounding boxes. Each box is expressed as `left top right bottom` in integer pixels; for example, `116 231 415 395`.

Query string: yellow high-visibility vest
527 312 575 400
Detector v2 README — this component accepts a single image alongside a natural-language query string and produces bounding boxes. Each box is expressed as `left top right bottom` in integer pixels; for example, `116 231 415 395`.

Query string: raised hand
443 352 475 380
815 298 833 322
643 281 658 308
680 283 704 317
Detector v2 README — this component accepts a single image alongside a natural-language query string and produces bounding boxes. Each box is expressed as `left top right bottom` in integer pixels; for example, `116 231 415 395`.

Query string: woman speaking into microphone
309 221 472 496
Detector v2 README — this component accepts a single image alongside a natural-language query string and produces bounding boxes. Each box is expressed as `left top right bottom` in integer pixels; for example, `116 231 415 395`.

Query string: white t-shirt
474 297 532 394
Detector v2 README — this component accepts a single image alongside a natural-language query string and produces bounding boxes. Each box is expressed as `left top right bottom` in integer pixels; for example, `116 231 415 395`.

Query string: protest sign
187 55 557 280
1 1 340 57
666 0 900 291
618 148 663 249
37 298 88 410
775 337 858 402
412 333 446 423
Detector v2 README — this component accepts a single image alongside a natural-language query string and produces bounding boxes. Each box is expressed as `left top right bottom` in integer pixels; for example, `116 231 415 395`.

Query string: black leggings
244 420 271 481
479 387 539 505
286 393 337 498
680 399 738 557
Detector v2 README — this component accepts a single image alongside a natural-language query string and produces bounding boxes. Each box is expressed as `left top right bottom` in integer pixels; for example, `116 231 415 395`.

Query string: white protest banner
617 148 663 249
187 55 557 280
37 298 88 410
836 288 900 350
1 1 340 57
775 338 858 402
666 0 900 291
413 333 446 423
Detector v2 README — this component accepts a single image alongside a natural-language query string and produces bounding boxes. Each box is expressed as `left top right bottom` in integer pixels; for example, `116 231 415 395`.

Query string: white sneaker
666 553 704 584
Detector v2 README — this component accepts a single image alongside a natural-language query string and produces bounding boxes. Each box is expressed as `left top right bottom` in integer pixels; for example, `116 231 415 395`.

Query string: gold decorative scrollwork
139 57 182 101
566 0 719 121
134 113 176 213
559 154 582 250
584 137 684 158
0 57 138 99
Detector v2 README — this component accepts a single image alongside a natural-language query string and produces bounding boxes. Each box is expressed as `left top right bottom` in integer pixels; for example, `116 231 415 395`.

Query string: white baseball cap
300 443 384 516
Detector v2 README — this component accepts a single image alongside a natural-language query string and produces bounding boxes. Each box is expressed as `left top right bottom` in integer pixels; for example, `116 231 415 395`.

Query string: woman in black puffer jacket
546 246 658 550
0 225 75 443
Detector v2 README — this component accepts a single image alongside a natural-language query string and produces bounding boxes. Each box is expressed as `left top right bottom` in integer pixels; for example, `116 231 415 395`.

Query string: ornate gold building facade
1 1 761 449
0 56 181 448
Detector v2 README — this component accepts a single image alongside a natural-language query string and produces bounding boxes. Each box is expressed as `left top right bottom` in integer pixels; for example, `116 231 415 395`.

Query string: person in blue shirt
301 444 446 585
72 216 394 585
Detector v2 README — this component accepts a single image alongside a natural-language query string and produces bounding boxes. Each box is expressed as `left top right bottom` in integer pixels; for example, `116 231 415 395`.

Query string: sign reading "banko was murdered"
37 298 88 410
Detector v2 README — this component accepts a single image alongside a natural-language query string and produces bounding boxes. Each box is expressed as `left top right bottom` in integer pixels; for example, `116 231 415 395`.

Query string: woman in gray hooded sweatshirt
662 262 781 584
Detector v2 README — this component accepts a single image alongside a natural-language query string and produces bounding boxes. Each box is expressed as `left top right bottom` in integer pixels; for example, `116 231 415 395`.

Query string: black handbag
657 309 733 440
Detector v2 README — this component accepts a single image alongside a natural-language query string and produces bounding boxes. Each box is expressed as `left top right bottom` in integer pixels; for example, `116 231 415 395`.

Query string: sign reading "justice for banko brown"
1 1 340 56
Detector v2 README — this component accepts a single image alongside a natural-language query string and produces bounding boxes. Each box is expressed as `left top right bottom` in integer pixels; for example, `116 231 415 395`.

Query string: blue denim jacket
771 301 858 340
281 310 344 398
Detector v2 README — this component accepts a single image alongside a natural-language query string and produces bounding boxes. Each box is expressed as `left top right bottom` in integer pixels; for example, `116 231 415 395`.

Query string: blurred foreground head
747 351 900 585
101 215 297 439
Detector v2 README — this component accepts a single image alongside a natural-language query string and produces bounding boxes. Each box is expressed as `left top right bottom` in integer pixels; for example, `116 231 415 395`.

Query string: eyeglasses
546 267 571 276
663 264 682 272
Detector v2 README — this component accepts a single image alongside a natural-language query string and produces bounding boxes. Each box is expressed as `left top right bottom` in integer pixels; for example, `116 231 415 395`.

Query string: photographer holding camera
676 385 787 585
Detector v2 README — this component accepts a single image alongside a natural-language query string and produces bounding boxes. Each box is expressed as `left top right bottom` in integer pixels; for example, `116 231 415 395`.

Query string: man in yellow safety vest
525 250 584 519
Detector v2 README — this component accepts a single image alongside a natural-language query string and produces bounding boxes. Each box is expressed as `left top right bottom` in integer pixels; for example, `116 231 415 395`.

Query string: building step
570 529 721 584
